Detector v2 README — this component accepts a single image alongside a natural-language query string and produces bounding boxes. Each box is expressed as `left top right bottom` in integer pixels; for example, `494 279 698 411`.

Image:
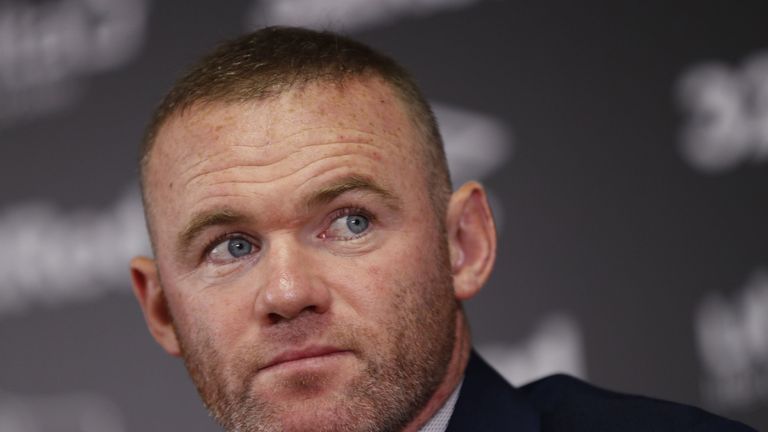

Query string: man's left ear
446 181 497 300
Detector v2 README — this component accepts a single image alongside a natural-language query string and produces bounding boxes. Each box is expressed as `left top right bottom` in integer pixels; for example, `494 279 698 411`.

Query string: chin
254 393 379 432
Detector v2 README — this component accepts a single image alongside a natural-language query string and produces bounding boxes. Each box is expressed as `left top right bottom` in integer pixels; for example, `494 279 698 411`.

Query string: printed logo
0 0 148 125
478 314 586 385
247 0 482 31
0 189 149 316
0 389 124 432
678 51 768 173
695 269 768 409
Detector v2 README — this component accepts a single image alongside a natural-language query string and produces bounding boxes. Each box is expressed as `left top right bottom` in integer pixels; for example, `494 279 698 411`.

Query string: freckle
168 181 174 189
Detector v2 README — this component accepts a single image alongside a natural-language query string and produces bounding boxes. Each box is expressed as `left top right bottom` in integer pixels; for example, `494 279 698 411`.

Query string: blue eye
209 236 257 263
345 215 369 234
227 238 253 257
325 212 371 240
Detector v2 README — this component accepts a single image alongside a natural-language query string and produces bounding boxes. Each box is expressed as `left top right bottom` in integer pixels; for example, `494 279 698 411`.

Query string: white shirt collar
418 379 464 432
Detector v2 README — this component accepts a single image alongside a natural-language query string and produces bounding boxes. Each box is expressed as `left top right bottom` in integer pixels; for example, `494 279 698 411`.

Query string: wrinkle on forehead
189 154 374 191
178 129 389 190
182 153 385 222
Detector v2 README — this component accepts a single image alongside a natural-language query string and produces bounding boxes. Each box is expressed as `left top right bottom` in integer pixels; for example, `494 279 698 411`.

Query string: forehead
143 78 429 238
148 78 421 181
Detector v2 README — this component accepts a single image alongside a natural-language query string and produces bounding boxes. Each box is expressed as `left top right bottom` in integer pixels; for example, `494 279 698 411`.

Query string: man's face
142 78 460 432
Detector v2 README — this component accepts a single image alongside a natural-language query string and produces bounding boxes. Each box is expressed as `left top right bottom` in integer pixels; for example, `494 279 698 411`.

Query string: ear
446 182 497 301
130 256 181 356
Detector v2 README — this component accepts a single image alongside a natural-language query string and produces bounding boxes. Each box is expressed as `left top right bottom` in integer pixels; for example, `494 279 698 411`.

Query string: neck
402 310 471 432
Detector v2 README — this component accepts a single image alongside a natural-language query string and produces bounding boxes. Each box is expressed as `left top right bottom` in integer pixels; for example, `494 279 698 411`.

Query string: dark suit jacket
445 352 756 431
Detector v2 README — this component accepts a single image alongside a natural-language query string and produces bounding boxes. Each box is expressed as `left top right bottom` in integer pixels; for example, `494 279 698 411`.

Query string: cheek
323 259 390 313
166 279 253 349
367 264 382 279
326 252 428 316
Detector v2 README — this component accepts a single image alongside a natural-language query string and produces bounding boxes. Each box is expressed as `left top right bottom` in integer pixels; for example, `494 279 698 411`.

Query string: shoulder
447 351 756 432
519 374 756 432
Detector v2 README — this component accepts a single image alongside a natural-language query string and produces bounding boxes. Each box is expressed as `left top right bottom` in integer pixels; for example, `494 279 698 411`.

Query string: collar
418 379 464 432
445 350 540 432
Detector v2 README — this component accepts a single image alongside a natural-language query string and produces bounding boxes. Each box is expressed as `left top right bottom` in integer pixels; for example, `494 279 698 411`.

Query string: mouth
260 346 351 372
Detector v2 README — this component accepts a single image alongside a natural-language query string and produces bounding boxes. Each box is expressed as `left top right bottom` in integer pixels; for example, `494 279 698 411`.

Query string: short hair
140 26 452 221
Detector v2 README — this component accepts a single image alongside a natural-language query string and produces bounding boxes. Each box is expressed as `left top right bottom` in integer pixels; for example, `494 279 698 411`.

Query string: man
130 27 755 431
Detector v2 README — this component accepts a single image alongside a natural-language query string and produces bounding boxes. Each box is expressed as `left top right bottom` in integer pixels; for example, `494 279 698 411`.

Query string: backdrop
1 1 766 430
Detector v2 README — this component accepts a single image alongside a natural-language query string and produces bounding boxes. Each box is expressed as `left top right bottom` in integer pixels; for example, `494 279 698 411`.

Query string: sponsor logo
478 314 586 385
247 0 482 31
0 389 124 432
678 51 768 173
0 189 149 316
0 0 148 125
695 269 768 409
433 103 513 188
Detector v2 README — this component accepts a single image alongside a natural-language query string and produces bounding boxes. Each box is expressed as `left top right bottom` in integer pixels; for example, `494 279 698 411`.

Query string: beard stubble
171 239 458 432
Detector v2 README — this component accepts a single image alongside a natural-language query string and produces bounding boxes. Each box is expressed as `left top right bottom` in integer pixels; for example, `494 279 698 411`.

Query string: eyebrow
176 175 400 252
302 174 400 212
177 208 250 253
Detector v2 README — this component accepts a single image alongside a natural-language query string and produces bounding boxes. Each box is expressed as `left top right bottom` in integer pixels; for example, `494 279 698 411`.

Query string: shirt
418 379 464 432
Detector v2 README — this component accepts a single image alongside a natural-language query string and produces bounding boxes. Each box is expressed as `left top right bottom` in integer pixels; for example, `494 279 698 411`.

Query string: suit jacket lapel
445 351 541 432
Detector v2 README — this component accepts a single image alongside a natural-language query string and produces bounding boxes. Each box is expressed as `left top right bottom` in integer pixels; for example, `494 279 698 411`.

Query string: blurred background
1 0 767 430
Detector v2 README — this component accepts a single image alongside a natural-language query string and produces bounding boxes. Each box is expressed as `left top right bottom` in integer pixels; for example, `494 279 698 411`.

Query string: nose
253 237 331 324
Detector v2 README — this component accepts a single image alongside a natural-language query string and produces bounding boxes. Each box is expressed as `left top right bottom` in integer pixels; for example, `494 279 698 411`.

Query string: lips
260 346 349 372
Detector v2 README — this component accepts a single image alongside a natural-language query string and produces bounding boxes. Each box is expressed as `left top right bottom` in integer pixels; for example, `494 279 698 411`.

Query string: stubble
171 239 457 432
